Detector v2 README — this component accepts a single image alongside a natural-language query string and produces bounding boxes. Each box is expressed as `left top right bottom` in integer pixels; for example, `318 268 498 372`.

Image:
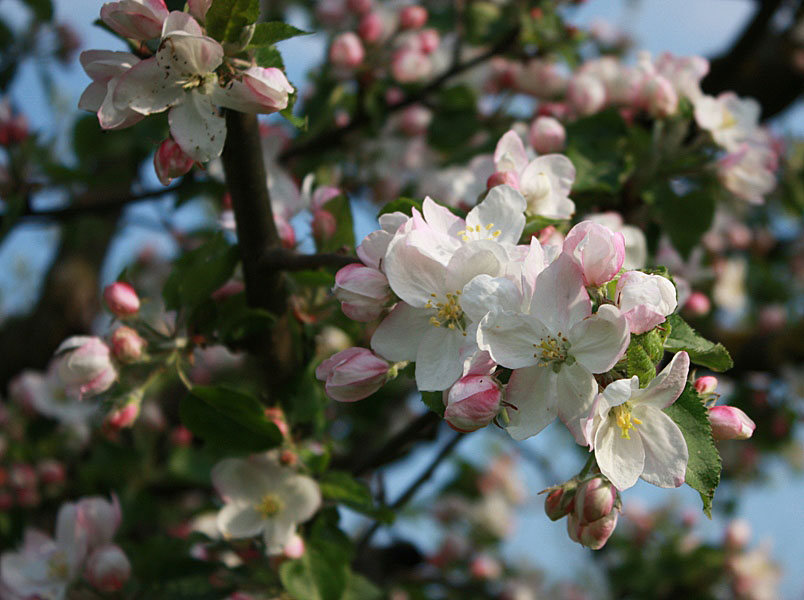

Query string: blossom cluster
79 0 293 166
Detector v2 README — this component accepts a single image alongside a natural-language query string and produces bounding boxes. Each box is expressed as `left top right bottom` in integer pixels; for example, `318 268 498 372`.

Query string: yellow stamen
612 403 642 439
255 493 284 518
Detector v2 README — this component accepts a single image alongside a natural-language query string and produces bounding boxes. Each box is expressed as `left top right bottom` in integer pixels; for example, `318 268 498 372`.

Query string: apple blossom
77 495 123 550
110 326 146 363
358 12 384 43
9 370 98 426
695 92 762 152
330 32 365 69
587 351 690 491
567 72 607 116
54 336 117 399
694 375 718 395
100 0 169 41
85 545 131 593
614 270 677 334
78 50 145 130
332 263 392 322
444 371 502 433
154 136 195 186
518 154 576 220
478 255 630 443
315 347 390 401
708 405 756 440
584 212 647 270
717 143 776 204
418 28 440 53
563 221 625 288
103 282 140 317
399 5 428 29
391 47 432 83
188 0 212 21
212 453 321 555
529 116 566 154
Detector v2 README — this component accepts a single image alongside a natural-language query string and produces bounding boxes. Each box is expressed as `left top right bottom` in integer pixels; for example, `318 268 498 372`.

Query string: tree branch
260 248 360 272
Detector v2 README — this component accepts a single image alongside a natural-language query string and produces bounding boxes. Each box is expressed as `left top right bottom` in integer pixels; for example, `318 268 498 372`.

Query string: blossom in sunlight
614 270 677 334
212 454 321 555
586 351 690 491
53 337 117 400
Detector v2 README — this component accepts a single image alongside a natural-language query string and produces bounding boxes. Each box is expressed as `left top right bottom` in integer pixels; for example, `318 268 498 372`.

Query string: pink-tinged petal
113 57 182 114
422 196 464 238
568 304 630 374
157 32 223 77
169 93 226 162
520 237 547 298
635 351 690 410
100 0 169 41
633 406 688 488
529 253 591 335
563 221 625 287
415 327 466 391
277 474 321 524
55 503 88 574
505 365 557 440
594 420 645 491
371 302 431 361
161 10 203 37
188 0 212 21
217 503 265 539
493 130 528 173
555 362 597 444
466 184 527 245
384 235 450 306
79 82 107 113
213 67 293 114
262 515 297 555
477 310 548 370
211 458 277 503
80 50 140 83
461 275 522 323
623 305 666 334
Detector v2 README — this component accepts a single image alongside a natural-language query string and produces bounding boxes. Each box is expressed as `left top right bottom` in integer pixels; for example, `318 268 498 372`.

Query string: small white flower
212 454 321 555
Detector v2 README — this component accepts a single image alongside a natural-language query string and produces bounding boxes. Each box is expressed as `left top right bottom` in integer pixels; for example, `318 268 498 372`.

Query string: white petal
477 311 547 370
634 406 688 488
415 327 466 391
568 304 630 374
529 253 591 334
594 420 645 491
461 275 522 323
157 33 223 77
466 185 527 245
422 196 464 238
493 130 528 173
169 93 226 162
505 365 557 440
217 503 265 539
384 235 450 306
634 351 690 410
211 457 276 503
555 362 597 445
370 302 431 362
262 516 297 555
277 474 322 524
113 57 182 114
444 241 507 292
601 377 639 408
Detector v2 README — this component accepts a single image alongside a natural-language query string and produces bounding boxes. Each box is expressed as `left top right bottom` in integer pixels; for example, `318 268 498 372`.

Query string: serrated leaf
180 386 282 453
249 22 310 46
421 391 445 417
319 471 394 524
378 196 422 217
205 0 259 43
664 314 733 372
664 384 721 516
255 45 284 69
279 541 349 600
162 234 239 311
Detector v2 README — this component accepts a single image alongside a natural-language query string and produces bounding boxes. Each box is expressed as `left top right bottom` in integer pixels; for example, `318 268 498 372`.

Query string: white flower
614 270 677 334
78 50 144 130
212 454 321 555
586 351 690 491
694 92 762 152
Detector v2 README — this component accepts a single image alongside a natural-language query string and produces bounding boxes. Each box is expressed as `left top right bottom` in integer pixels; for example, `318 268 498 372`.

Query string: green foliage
21 0 53 20
647 180 717 259
421 391 446 417
565 110 629 196
280 538 350 600
162 234 239 311
255 45 284 69
316 194 356 253
626 326 671 385
249 22 310 46
205 0 260 43
664 314 734 372
180 386 283 453
427 85 481 152
378 196 423 217
319 471 395 524
664 384 721 517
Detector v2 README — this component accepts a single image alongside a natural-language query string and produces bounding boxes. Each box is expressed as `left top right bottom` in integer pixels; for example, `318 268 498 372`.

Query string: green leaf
421 391 445 417
564 109 628 195
626 342 654 386
664 314 733 372
650 181 717 259
249 22 310 46
342 574 383 600
279 540 349 600
520 214 566 240
21 0 53 20
162 234 239 311
664 384 721 517
316 194 355 253
378 196 422 218
205 0 259 43
255 45 285 69
427 85 480 152
319 471 394 524
179 386 282 453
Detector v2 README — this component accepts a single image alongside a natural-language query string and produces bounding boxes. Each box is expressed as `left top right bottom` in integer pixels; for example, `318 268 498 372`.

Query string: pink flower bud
358 12 384 43
418 28 440 53
315 347 389 402
171 425 193 447
215 67 294 114
37 459 66 486
486 171 520 191
154 137 195 186
563 222 626 287
0 101 28 146
444 374 501 433
573 477 616 525
330 32 365 69
399 104 432 136
274 214 296 249
110 326 146 363
78 495 122 550
391 48 431 83
105 400 141 430
572 510 618 550
284 534 306 559
347 0 373 15
529 116 566 154
385 86 404 105
188 0 212 21
100 0 169 41
103 282 140 317
694 376 718 395
684 291 711 316
544 482 577 521
333 263 391 322
399 5 427 29
708 405 756 440
86 545 131 592
264 407 290 438
55 336 117 399
312 209 337 243
469 553 502 579
568 73 606 116
639 74 678 118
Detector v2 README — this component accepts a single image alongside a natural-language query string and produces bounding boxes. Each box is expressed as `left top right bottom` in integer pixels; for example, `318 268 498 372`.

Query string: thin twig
260 248 360 272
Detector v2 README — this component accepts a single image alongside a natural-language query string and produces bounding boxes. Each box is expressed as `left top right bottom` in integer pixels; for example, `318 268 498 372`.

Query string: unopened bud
264 407 290 438
55 336 117 399
358 12 384 43
37 459 66 486
391 48 431 83
171 426 193 447
418 28 439 54
333 263 391 322
543 481 577 521
444 374 501 433
110 326 146 363
694 375 718 395
99 0 169 41
312 209 337 244
568 73 606 116
330 32 365 69
105 397 141 430
684 291 711 316
284 534 306 559
574 477 617 525
399 5 427 29
708 405 756 440
86 545 131 593
574 510 619 550
529 116 566 154
154 137 195 186
486 171 520 191
103 282 140 318
315 347 389 402
347 0 373 14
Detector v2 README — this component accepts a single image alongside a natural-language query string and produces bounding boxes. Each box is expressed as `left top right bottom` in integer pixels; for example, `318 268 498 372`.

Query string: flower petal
461 275 522 323
217 503 265 539
635 351 690 410
113 57 182 114
277 474 322 524
568 304 630 374
555 361 597 444
634 406 688 488
370 302 431 362
169 93 226 162
466 184 527 245
384 234 451 306
211 457 277 503
415 327 466 391
505 365 557 440
262 515 297 555
529 253 591 335
594 419 645 491
477 310 547 370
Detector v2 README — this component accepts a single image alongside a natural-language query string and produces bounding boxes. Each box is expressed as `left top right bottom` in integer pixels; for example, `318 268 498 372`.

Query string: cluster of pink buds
0 460 65 509
544 475 621 550
695 376 756 441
